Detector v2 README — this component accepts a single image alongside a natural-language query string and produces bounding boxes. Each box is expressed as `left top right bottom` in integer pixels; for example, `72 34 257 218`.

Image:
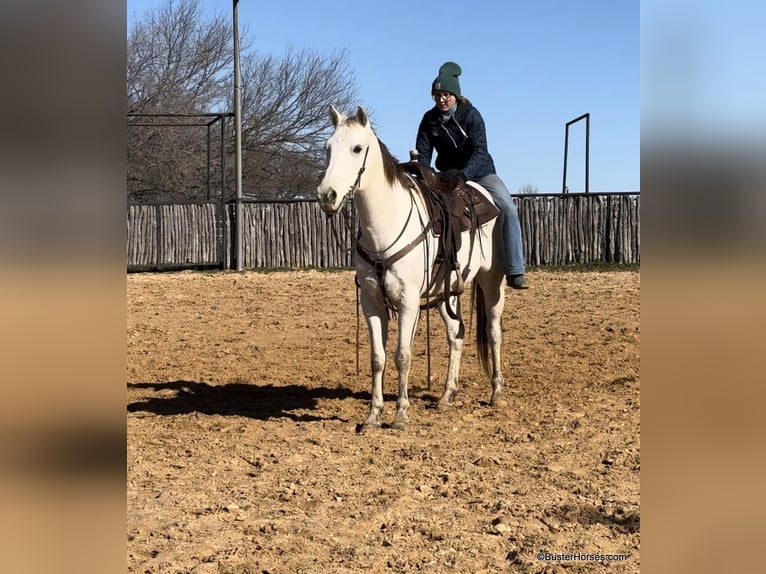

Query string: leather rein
337 147 433 311
333 153 463 388
355 190 434 311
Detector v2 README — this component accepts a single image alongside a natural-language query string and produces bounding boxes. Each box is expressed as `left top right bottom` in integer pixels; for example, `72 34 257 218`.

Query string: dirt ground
127 268 640 574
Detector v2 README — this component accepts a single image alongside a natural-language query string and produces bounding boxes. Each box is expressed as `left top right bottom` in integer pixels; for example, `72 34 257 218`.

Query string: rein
354 187 433 310
356 188 416 257
333 168 433 380
325 147 442 389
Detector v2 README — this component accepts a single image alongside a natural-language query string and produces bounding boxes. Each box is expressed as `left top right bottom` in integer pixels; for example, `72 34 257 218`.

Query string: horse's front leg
436 295 465 409
391 298 420 430
360 289 388 430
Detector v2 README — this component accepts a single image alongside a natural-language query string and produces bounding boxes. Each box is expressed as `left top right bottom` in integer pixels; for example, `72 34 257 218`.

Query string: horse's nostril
328 189 337 203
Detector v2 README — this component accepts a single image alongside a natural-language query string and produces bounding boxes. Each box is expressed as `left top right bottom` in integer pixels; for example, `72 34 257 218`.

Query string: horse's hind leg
360 290 388 430
479 275 506 407
436 296 465 409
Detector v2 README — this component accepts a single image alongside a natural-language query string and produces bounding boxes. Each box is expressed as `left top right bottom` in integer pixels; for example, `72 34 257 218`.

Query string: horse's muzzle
316 186 341 214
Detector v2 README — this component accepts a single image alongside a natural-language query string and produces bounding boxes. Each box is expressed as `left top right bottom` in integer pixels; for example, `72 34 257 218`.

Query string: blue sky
642 0 766 146
128 0 639 194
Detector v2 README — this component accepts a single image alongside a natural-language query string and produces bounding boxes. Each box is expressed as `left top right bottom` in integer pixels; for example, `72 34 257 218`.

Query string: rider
414 61 528 289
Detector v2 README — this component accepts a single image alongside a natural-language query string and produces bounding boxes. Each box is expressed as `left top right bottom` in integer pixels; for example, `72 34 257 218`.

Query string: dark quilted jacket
415 101 497 182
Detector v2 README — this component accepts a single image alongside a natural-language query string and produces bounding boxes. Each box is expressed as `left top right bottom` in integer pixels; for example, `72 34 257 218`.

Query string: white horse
317 106 507 430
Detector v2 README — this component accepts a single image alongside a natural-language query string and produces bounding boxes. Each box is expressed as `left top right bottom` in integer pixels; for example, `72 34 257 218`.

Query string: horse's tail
472 282 490 375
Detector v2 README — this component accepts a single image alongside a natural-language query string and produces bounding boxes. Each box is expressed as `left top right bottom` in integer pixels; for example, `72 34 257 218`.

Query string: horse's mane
377 138 412 189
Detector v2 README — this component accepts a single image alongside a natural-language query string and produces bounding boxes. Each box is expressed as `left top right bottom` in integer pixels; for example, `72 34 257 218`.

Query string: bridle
335 146 427 268
331 150 433 311
347 146 369 199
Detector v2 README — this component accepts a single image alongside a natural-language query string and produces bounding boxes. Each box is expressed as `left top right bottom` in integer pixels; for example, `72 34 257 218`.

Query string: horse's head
316 105 375 214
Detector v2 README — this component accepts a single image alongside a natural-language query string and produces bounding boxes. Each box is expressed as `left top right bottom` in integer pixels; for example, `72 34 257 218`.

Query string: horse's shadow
127 380 396 423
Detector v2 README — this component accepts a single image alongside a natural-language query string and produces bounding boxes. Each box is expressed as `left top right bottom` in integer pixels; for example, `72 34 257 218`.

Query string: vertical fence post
233 0 244 270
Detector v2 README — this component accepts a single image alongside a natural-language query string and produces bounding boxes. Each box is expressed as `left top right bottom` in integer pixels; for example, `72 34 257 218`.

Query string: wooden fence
127 203 225 269
127 193 639 271
519 193 640 265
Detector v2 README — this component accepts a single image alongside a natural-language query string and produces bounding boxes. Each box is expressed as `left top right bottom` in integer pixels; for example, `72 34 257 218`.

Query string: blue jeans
476 174 525 276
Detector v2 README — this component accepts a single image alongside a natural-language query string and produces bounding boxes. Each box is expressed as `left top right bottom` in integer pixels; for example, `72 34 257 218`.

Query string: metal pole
562 125 569 194
585 114 590 193
206 123 211 200
563 113 590 194
233 0 244 270
221 114 226 269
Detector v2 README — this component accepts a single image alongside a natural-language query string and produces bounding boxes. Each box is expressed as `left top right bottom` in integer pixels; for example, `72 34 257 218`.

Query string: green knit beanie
431 61 462 97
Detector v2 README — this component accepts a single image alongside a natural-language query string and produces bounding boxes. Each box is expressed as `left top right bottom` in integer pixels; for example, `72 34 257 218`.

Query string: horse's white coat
317 106 507 429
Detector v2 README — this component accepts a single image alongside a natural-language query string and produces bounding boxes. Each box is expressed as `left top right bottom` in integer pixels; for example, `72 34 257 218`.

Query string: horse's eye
353 145 363 154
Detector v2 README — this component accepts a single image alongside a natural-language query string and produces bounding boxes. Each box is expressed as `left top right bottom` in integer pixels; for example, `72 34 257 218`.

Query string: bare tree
127 0 360 202
128 0 233 202
239 48 358 199
518 183 539 195
127 0 233 113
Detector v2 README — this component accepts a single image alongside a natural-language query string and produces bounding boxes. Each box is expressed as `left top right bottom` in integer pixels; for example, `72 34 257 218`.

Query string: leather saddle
400 161 499 320
400 162 499 245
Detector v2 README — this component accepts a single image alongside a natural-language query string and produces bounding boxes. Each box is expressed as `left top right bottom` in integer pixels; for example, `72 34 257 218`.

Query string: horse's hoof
436 400 453 411
356 421 381 433
490 395 508 408
390 420 409 431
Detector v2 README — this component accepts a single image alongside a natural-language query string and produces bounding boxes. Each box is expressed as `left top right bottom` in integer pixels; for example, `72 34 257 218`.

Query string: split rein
324 149 439 384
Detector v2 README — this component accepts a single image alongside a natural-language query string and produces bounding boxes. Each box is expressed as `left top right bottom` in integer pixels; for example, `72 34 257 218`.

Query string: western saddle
400 160 499 319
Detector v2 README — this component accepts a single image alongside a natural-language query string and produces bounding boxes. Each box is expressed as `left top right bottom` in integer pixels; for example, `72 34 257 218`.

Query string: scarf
438 103 458 124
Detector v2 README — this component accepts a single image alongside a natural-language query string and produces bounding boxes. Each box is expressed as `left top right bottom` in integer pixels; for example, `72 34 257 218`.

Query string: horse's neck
355 166 418 252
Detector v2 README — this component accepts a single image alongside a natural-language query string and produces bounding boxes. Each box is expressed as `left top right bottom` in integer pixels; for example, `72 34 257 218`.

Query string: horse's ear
355 107 369 127
329 105 344 127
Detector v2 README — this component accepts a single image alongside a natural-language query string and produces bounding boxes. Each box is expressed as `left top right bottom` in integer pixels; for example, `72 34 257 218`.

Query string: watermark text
537 551 629 563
